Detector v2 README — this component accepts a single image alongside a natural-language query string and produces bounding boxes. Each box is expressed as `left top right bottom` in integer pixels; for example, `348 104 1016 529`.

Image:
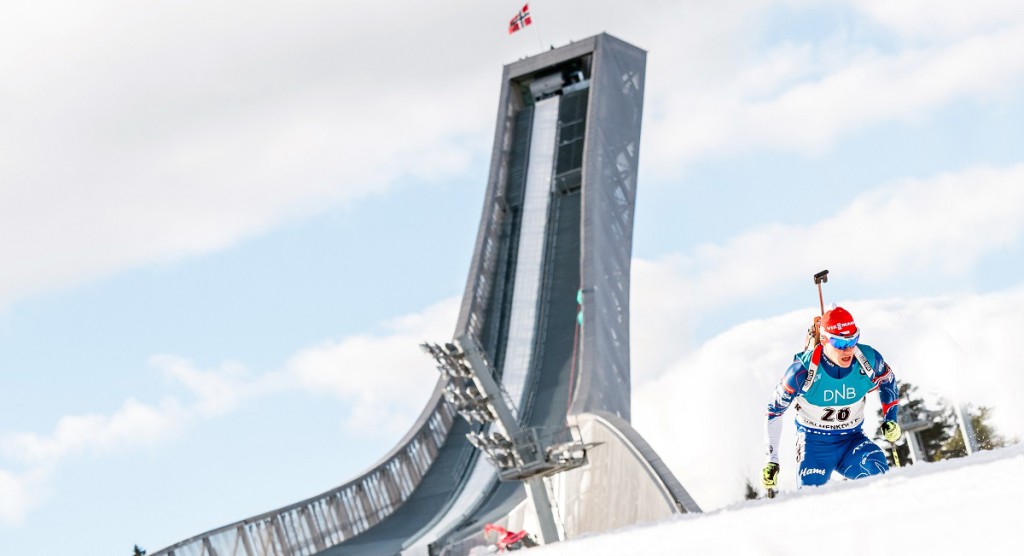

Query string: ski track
529 443 1024 555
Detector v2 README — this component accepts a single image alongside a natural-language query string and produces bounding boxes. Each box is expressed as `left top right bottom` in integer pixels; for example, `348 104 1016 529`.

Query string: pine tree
743 478 759 500
133 545 146 556
875 382 953 463
939 406 1014 459
972 406 1016 449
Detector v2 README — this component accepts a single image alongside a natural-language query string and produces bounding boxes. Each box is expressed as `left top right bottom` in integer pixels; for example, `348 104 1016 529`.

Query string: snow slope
531 444 1024 555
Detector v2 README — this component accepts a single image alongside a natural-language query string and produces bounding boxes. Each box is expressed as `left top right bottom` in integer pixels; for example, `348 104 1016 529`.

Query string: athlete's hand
881 421 902 443
761 462 780 488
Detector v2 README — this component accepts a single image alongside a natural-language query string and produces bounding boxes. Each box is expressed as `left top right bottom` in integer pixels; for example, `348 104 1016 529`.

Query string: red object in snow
483 523 535 551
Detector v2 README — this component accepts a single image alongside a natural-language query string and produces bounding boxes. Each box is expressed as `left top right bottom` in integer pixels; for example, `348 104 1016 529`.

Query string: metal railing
152 394 457 556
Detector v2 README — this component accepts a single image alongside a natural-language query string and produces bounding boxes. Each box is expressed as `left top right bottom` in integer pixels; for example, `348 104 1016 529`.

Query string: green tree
939 406 1014 459
133 545 146 556
875 382 954 464
878 381 1014 463
743 478 759 500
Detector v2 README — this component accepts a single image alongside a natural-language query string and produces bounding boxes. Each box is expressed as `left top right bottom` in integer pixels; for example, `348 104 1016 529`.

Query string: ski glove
761 462 780 488
881 421 902 443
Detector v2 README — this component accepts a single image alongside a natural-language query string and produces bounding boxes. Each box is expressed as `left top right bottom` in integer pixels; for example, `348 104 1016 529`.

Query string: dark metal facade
150 33 649 556
456 33 645 423
429 34 648 552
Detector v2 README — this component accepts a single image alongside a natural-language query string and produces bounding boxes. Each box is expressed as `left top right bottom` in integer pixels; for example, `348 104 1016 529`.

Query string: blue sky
2 1 1023 554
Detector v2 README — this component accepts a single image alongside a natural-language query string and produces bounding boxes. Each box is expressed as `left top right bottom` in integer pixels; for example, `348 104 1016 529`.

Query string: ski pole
890 394 902 468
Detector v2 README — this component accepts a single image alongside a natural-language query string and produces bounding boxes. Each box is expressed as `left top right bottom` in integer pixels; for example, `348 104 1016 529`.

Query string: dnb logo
823 385 857 404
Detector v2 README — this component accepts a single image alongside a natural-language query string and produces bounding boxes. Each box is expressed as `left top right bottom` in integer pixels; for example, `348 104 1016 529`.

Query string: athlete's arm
876 360 899 422
765 360 806 463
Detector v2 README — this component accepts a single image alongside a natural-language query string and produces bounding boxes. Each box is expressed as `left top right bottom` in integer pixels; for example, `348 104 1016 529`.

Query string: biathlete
762 306 902 490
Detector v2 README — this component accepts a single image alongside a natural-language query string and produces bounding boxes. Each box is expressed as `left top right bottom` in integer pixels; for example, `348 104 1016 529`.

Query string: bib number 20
821 407 851 422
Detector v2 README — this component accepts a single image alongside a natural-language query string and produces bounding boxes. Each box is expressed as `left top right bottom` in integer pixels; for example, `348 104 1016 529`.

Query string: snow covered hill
532 444 1024 555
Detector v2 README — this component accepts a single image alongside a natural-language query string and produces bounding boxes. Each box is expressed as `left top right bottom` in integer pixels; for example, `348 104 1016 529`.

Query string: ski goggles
822 330 860 350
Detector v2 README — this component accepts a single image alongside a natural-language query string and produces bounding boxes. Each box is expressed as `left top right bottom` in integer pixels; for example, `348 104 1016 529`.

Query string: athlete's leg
837 432 889 480
797 430 842 487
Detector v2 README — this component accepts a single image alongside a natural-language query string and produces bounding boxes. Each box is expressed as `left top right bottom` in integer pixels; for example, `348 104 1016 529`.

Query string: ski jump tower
152 33 699 556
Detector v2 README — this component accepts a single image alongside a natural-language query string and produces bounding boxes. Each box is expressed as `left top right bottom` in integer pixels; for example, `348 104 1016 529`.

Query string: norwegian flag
508 4 532 34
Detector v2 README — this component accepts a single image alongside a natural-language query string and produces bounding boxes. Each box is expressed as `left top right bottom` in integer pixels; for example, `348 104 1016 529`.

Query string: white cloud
0 468 46 526
0 1 508 308
850 0 1024 39
692 164 1024 293
285 297 458 435
643 19 1024 170
0 298 457 523
0 397 184 525
13 297 454 464
152 356 285 418
4 1 1022 310
145 296 459 436
631 164 1024 380
633 286 1024 512
2 0 1022 534
1 398 185 467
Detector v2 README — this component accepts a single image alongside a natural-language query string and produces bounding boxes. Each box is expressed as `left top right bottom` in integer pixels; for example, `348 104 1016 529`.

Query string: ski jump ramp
152 33 699 556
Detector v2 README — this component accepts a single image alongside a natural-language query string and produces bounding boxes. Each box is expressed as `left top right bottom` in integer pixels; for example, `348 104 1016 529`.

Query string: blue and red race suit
765 342 899 486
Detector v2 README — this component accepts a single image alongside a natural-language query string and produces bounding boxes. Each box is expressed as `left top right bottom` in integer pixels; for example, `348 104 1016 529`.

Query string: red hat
821 306 858 337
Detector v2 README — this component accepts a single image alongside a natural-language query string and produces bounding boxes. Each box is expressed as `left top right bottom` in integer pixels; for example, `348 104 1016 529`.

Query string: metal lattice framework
151 400 456 556
151 33 661 556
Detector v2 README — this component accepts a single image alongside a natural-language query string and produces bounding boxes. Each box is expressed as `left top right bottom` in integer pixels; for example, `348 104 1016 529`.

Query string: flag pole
530 3 545 53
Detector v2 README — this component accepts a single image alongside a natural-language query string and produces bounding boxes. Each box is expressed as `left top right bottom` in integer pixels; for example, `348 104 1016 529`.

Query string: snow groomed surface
527 443 1024 555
